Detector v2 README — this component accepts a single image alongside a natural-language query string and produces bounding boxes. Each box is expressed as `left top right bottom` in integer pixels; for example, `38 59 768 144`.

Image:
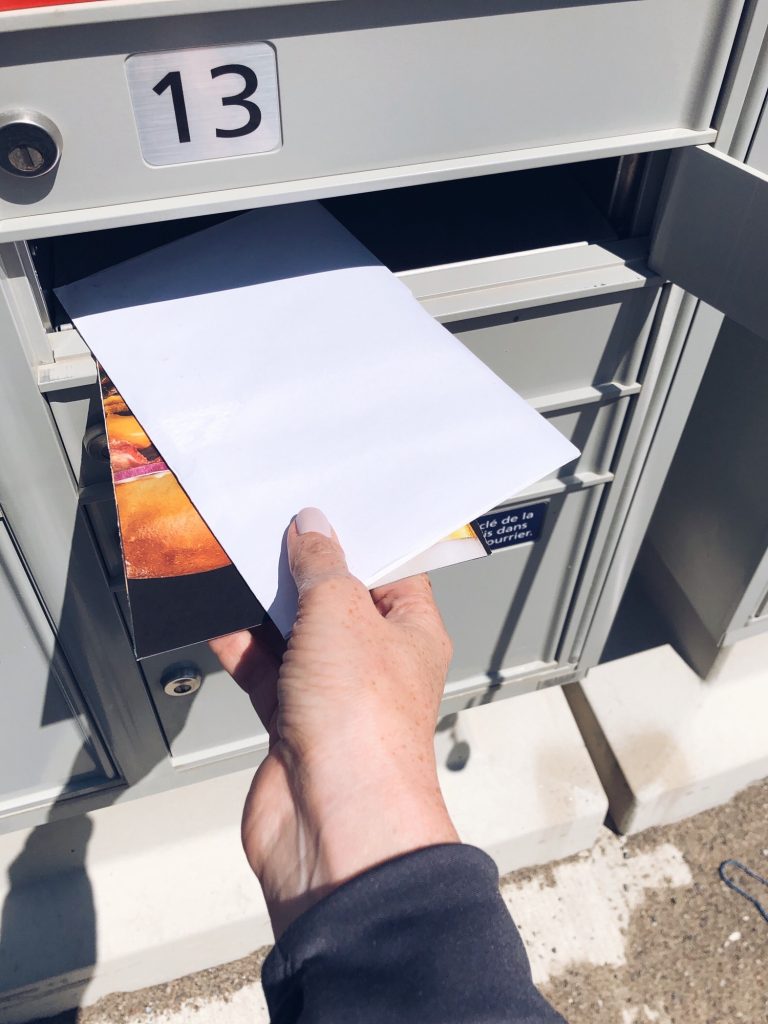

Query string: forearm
262 843 567 1024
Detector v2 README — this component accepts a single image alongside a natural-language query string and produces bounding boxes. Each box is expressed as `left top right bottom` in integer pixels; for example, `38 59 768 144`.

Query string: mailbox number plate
126 42 282 167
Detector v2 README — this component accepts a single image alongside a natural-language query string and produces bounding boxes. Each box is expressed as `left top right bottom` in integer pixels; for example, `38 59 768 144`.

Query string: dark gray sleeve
261 843 567 1023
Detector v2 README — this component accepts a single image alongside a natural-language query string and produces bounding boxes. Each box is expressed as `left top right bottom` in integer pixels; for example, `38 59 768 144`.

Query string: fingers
288 507 352 597
372 574 453 667
371 572 444 627
209 628 253 677
209 624 282 735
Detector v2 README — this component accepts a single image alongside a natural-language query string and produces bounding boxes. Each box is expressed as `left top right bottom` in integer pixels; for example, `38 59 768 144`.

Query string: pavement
43 776 767 1024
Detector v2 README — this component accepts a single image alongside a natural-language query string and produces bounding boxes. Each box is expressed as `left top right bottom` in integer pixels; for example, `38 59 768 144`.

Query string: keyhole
8 144 44 173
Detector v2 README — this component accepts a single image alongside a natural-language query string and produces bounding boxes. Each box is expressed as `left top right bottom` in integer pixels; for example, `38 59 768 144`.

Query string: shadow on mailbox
0 442 202 1023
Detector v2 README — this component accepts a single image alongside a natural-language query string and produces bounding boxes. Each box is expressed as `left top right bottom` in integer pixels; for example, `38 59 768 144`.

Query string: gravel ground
39 778 767 1024
538 778 768 1024
58 948 271 1023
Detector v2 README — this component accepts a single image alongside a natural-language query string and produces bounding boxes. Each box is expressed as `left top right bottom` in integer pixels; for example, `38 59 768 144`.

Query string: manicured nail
295 507 332 537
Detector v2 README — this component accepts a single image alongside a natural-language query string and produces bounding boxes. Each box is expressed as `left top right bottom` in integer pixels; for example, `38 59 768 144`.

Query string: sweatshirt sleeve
261 843 567 1024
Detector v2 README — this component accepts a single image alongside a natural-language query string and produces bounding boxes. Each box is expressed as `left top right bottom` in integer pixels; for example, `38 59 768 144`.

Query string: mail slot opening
30 154 650 329
324 155 647 271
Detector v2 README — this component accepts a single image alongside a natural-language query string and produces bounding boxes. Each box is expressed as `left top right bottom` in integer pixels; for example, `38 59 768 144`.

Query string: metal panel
713 0 768 157
46 385 110 490
638 315 768 675
725 540 768 634
747 91 768 172
449 288 658 402
0 518 115 816
563 287 711 669
650 146 768 338
141 645 268 764
633 73 768 675
0 1 741 233
0 129 718 244
543 400 631 482
405 239 661 323
650 318 768 639
571 14 768 677
435 486 605 688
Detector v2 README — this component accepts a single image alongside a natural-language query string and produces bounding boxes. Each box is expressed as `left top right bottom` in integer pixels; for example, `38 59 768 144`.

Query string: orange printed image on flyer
100 370 264 659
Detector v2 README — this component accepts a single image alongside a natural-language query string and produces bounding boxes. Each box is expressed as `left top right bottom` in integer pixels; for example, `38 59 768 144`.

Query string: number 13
153 64 262 144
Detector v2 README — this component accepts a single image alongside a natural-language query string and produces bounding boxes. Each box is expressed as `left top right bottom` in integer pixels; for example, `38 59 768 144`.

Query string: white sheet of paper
369 535 487 587
57 203 578 636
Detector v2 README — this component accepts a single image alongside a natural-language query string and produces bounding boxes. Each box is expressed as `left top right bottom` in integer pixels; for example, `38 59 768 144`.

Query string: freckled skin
210 516 458 939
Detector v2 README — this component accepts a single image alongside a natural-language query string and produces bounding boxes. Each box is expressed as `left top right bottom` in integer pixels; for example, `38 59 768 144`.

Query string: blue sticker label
472 501 548 551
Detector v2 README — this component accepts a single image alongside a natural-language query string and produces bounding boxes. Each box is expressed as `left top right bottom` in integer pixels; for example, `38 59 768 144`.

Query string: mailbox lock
0 111 62 178
162 664 203 697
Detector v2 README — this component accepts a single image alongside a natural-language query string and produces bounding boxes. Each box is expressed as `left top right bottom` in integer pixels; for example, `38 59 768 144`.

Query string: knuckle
300 572 361 604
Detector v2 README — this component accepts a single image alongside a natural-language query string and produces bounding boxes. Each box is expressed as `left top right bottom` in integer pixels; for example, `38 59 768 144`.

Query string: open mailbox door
650 145 768 339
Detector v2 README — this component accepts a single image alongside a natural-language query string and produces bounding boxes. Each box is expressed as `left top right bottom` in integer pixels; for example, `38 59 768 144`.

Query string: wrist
256 744 458 935
303 745 457 871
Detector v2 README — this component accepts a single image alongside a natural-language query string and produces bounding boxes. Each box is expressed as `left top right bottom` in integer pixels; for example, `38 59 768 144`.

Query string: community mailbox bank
1 0 768 1017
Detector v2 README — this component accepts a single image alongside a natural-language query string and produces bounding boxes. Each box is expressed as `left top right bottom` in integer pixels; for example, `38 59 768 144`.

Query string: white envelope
57 202 578 636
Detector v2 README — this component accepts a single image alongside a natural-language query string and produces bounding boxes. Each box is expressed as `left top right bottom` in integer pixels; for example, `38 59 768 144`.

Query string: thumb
288 507 351 597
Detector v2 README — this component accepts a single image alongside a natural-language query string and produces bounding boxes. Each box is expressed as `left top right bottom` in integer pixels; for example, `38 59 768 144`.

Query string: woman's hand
210 507 458 937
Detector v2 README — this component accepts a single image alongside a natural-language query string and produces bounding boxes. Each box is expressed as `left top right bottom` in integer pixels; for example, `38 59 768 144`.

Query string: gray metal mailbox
2 0 768 842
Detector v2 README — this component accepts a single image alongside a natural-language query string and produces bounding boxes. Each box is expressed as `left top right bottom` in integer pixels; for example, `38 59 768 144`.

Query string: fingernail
295 507 332 537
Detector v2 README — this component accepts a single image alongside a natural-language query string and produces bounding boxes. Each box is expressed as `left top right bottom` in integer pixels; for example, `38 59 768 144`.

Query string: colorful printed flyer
100 371 265 658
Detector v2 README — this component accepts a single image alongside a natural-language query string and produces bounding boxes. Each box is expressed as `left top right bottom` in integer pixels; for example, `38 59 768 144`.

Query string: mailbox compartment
33 159 637 327
0 0 741 234
0 516 116 818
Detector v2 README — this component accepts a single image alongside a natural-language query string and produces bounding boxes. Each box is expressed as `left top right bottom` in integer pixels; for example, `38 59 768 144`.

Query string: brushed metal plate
126 42 281 167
